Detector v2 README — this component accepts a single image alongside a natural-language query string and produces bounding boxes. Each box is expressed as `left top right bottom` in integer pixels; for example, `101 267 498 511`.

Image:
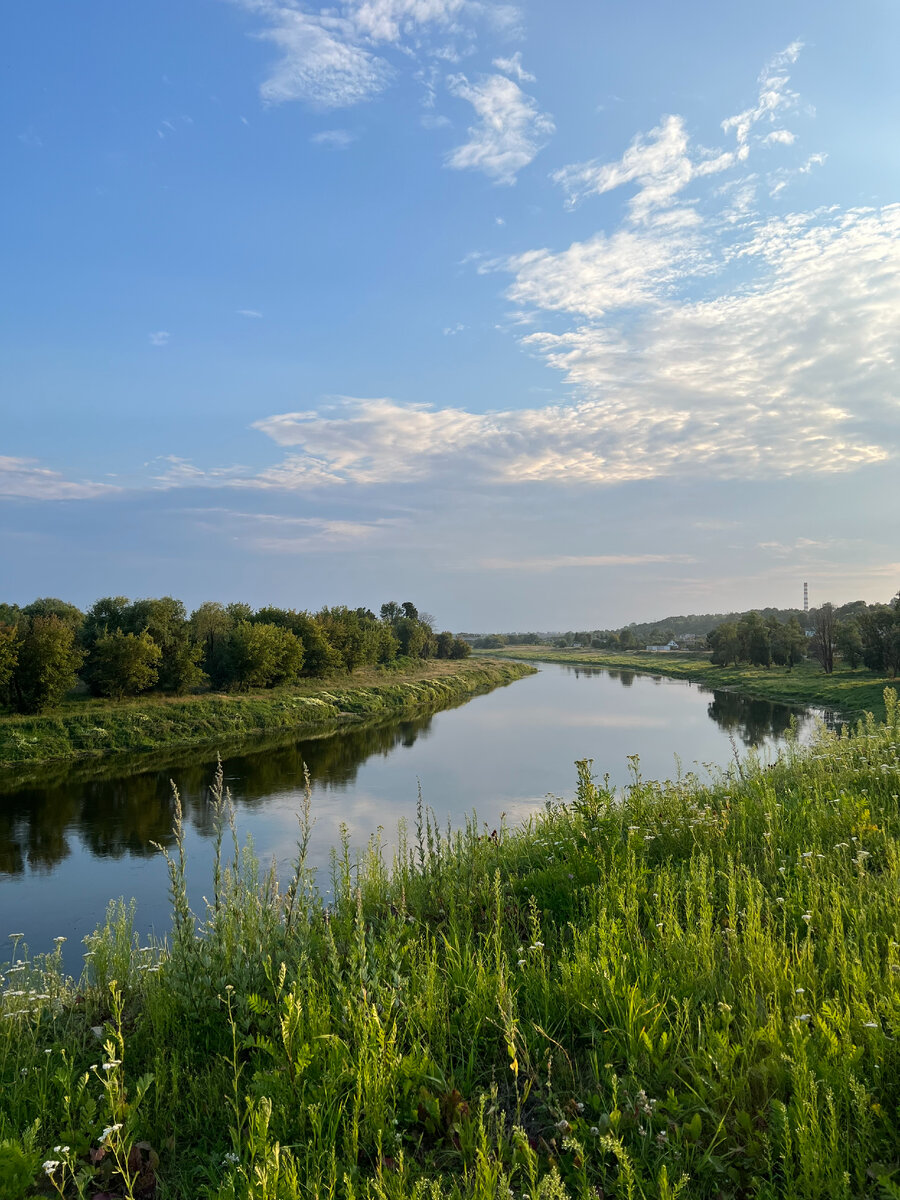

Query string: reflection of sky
1 665 825 968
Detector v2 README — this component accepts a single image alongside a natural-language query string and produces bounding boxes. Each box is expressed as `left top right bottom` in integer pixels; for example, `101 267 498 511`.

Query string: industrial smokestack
803 582 809 613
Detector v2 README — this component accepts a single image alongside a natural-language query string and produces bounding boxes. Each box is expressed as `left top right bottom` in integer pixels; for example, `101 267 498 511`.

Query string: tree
190 601 233 686
225 622 304 690
708 622 741 666
12 616 85 713
129 597 205 693
738 612 771 668
380 601 402 624
81 596 131 648
0 624 19 706
810 603 837 674
836 619 864 668
436 630 455 659
401 601 419 621
85 629 162 699
449 637 471 659
22 597 84 634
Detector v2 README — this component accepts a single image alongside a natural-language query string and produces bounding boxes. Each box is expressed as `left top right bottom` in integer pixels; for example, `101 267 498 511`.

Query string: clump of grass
2 691 899 1198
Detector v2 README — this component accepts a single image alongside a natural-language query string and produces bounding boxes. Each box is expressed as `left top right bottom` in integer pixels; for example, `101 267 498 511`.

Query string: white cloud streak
0 457 119 501
446 72 554 184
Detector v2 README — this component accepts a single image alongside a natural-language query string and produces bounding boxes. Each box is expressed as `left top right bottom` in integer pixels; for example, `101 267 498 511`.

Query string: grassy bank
0 660 536 768
2 691 899 1198
478 647 894 720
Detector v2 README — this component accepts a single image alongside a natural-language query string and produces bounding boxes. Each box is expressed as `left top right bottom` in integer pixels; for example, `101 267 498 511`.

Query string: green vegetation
0 660 534 768
2 693 900 1198
0 597 472 715
480 648 896 721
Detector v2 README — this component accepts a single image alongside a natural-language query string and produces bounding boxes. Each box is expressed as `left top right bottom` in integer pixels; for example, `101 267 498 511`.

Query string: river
0 663 828 969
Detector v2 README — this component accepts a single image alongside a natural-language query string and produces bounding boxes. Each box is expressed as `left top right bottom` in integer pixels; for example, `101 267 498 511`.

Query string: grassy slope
0 659 535 768
1 691 899 1198
478 647 893 720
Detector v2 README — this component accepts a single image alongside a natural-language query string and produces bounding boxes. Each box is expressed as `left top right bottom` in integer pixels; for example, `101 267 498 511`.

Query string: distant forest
0 597 470 715
464 592 900 677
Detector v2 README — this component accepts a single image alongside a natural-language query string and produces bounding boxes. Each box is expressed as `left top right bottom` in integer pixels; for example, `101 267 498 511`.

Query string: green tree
708 622 741 666
128 597 205 693
81 596 131 648
12 615 85 712
449 636 471 659
85 629 162 699
738 612 771 668
22 597 84 634
190 601 233 686
836 619 864 668
435 630 455 658
810 603 837 674
225 622 304 690
0 624 20 707
858 604 900 675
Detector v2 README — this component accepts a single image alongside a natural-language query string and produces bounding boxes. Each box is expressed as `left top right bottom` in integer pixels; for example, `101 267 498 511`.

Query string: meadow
0 660 534 768
1 690 899 1198
479 649 894 722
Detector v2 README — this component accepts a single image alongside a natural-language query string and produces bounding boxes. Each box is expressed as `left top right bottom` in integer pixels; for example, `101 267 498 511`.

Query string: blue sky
3 0 899 629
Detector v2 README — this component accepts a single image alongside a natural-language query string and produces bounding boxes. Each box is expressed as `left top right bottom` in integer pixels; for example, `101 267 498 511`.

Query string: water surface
0 664 827 967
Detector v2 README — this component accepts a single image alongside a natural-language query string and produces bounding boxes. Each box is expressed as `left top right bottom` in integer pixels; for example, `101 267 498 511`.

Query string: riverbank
2 693 898 1198
477 646 892 719
0 659 535 768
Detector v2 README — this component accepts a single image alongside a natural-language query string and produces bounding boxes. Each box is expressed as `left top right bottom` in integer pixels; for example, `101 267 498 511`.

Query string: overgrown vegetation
0 661 533 767
2 692 899 1198
0 598 471 715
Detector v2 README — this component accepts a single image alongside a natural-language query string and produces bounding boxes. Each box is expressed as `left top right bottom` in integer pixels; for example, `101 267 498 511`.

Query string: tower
803 582 808 613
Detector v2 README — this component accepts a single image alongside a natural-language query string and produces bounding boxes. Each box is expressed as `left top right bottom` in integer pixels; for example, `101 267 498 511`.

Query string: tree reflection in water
0 712 437 876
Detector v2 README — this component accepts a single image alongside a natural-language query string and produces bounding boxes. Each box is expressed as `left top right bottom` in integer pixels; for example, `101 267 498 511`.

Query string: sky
2 0 899 631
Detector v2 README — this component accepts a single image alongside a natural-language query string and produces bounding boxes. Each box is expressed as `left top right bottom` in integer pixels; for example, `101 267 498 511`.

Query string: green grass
2 691 900 1198
478 648 894 721
0 660 535 768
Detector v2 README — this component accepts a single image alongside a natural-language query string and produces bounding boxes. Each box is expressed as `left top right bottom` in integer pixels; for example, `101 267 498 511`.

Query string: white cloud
446 72 554 184
349 0 465 42
256 8 393 109
552 114 714 218
0 457 119 501
722 41 803 160
492 51 534 82
233 0 519 113
763 129 796 146
311 128 356 147
148 330 170 346
481 554 697 571
185 505 403 552
237 308 264 318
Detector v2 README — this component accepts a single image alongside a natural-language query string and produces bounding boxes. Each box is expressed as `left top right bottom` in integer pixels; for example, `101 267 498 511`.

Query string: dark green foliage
84 629 163 699
5 615 85 713
225 622 304 691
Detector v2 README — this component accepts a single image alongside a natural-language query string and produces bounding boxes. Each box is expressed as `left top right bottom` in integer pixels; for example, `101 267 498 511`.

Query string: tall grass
2 692 899 1198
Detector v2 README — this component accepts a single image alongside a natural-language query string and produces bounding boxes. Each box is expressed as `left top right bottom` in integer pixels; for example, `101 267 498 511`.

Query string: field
478 648 894 721
1 690 899 1198
0 660 535 768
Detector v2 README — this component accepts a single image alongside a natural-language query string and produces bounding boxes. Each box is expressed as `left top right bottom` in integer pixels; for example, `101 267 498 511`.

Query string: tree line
0 597 470 714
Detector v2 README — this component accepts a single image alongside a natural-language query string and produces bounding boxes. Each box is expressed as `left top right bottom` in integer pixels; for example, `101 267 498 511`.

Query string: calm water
0 664 826 968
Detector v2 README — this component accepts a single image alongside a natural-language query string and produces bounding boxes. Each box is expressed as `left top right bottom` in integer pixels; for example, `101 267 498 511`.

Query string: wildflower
556 1119 570 1133
576 1101 584 1112
795 987 805 995
863 1021 878 1028
223 1151 240 1165
102 1060 121 1070
776 897 785 904
530 942 544 951
796 1013 812 1022
53 1145 70 1154
43 1161 60 1175
517 959 526 968
53 936 67 943
100 1124 123 1142
801 913 812 923
802 852 813 859
590 1126 599 1136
